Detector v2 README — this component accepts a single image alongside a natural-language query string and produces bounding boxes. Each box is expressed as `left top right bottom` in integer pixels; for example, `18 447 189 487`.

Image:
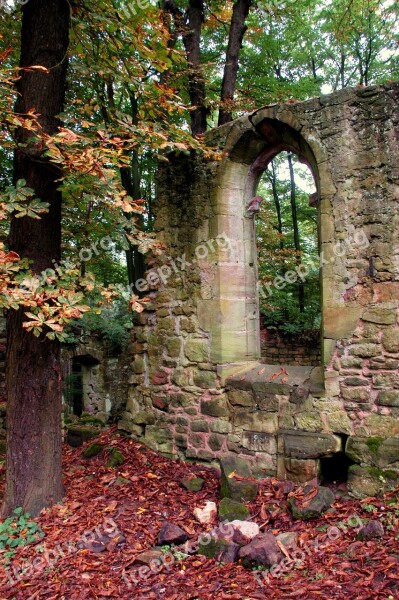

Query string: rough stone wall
260 329 321 366
121 83 399 496
62 338 132 420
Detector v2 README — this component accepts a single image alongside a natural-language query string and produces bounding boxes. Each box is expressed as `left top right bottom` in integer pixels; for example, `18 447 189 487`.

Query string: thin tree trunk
287 153 305 313
270 160 284 250
218 0 252 126
2 0 70 517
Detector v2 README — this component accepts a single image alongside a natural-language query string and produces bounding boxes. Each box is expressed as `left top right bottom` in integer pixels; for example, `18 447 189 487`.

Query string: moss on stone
106 448 125 468
83 442 104 458
218 497 250 521
366 437 384 454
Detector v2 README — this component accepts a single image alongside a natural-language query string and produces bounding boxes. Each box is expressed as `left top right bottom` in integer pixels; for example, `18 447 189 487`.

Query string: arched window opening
255 151 321 366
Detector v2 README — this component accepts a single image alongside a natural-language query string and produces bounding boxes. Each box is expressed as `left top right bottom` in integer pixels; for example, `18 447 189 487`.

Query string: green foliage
64 299 133 353
256 152 321 335
0 508 45 560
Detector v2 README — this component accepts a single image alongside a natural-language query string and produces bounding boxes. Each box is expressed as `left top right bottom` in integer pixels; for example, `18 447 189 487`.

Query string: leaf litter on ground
0 426 398 599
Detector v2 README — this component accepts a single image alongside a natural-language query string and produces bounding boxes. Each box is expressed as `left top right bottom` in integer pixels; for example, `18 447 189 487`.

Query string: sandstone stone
181 476 204 492
276 531 298 553
201 396 229 417
82 442 104 458
145 426 174 454
288 486 335 520
193 501 217 524
209 420 232 434
233 411 278 433
167 337 182 358
362 308 396 325
357 520 384 540
347 464 398 498
239 532 283 568
372 372 399 389
208 433 224 451
294 412 324 432
197 537 240 563
227 389 254 407
194 370 217 388
343 377 369 386
341 387 371 402
377 390 399 407
283 432 342 459
228 520 260 543
364 414 399 437
191 419 209 432
326 411 353 434
283 458 320 483
241 432 276 453
220 455 258 502
382 328 399 353
218 498 250 521
346 436 399 468
350 344 380 358
185 339 209 362
158 522 188 546
135 549 164 566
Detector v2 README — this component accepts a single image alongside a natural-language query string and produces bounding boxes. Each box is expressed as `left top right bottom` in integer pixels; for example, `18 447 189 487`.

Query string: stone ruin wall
119 83 399 497
260 329 321 366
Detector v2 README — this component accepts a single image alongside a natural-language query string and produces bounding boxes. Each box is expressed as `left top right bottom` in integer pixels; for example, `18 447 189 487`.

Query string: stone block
377 390 399 407
227 389 254 407
362 308 396 325
346 436 399 468
201 396 229 417
382 328 399 353
326 411 353 434
194 370 217 388
364 414 399 437
283 431 342 459
233 411 278 433
166 337 182 358
185 339 210 363
283 458 320 482
220 455 258 501
294 412 324 432
209 420 232 434
350 344 380 358
191 419 209 432
241 432 277 454
348 464 399 498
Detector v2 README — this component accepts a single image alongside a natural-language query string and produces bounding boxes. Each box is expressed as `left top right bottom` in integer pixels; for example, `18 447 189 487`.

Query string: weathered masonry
120 83 399 497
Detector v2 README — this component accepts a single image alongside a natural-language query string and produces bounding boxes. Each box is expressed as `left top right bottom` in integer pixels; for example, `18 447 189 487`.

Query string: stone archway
206 115 322 367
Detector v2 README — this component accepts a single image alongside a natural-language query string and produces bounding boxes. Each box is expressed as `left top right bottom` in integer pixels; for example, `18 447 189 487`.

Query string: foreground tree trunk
2 0 70 517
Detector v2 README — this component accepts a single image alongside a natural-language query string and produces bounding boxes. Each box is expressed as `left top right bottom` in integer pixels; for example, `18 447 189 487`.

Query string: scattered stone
228 520 260 543
347 541 363 558
220 456 258 502
80 532 126 553
158 521 188 546
135 549 164 565
181 476 204 492
106 448 125 468
239 532 283 567
276 531 298 553
66 426 99 448
82 442 104 459
198 537 240 563
357 520 385 541
218 498 249 522
193 501 217 524
288 486 335 520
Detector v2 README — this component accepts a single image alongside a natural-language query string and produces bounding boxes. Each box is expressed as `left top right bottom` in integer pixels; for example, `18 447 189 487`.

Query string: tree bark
162 0 207 136
287 153 305 313
218 0 252 126
2 0 70 517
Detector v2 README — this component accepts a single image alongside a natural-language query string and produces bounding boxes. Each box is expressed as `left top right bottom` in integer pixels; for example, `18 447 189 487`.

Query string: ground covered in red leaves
1 427 399 599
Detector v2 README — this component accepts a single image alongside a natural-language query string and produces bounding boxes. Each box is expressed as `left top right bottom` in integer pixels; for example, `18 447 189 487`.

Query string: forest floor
0 426 399 600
